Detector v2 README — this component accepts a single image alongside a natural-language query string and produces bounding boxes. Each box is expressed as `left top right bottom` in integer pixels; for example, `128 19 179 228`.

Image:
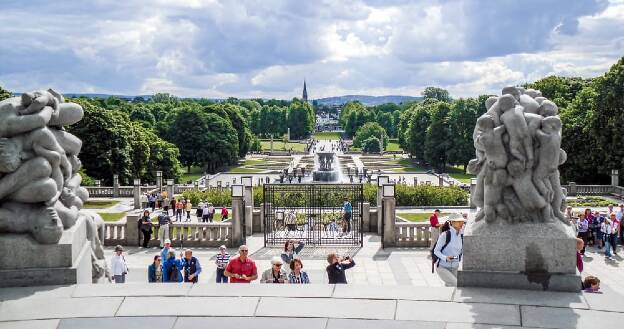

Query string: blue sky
1 0 623 99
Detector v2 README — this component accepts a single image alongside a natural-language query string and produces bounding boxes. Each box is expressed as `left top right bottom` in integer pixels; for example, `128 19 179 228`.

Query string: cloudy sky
1 0 623 99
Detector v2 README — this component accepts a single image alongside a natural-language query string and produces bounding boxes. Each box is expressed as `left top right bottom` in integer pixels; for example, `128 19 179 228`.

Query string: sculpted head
538 100 558 117
541 116 562 133
498 94 516 113
524 89 542 98
502 86 521 101
476 114 495 131
0 138 21 173
485 96 498 110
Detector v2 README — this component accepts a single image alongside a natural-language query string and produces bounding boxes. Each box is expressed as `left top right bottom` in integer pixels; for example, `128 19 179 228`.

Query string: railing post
381 184 396 248
242 176 253 236
231 185 245 247
438 175 444 186
362 202 370 233
156 171 163 191
166 179 174 199
133 178 141 210
611 169 619 187
568 182 577 196
112 174 120 198
126 214 140 246
95 180 101 187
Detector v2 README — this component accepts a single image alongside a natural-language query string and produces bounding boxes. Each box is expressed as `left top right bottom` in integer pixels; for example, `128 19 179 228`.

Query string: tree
353 122 388 149
376 112 395 138
287 99 314 139
362 136 381 153
424 102 451 170
0 85 11 101
128 105 156 128
161 106 210 172
527 76 590 111
422 87 451 102
405 104 431 160
446 96 488 172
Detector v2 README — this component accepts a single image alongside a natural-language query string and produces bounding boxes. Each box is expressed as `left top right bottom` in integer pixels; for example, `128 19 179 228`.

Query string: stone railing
561 184 622 197
85 186 134 198
395 222 431 247
103 220 232 248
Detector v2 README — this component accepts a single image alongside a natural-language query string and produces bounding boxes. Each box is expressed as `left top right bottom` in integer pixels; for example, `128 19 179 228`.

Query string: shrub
362 136 381 153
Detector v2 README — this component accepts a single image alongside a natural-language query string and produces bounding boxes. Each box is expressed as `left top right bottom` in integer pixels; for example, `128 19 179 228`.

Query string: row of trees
247 99 315 139
339 102 403 139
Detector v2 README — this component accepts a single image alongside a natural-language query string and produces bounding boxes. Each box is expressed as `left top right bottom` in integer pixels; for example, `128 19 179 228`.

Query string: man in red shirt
224 245 258 283
429 209 441 249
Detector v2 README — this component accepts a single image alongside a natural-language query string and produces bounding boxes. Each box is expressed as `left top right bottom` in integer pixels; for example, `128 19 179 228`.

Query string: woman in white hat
111 245 128 283
261 256 288 283
432 215 466 286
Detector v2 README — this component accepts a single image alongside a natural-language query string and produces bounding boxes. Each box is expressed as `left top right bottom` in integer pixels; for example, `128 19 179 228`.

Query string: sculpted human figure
532 117 562 200
499 94 534 169
506 160 551 221
476 116 508 169
538 100 558 117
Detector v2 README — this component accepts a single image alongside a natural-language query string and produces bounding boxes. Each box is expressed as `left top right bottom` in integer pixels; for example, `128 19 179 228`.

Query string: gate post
362 202 370 233
377 176 389 235
133 178 141 209
382 184 396 248
231 185 245 247
242 176 253 236
113 174 120 197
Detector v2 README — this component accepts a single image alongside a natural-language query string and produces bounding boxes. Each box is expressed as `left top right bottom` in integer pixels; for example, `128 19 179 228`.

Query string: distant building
302 79 308 102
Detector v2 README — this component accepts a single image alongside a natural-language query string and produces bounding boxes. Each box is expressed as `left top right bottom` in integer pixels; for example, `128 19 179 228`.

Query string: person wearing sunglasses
224 245 258 283
261 257 288 283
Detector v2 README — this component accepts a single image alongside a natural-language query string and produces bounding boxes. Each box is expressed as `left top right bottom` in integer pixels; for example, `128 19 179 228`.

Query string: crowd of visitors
567 204 624 260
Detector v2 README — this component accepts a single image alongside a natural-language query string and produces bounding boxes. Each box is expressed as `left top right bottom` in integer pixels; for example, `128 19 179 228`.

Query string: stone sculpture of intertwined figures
469 86 568 225
0 90 106 281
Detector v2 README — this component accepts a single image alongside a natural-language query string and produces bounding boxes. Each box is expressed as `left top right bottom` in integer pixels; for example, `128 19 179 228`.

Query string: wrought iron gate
263 184 363 246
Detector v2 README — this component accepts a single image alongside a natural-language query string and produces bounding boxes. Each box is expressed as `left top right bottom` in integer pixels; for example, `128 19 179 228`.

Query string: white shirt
433 227 463 269
617 209 623 221
111 254 128 276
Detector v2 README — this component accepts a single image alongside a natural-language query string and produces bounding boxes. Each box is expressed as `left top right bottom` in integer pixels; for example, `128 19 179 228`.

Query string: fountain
312 152 340 182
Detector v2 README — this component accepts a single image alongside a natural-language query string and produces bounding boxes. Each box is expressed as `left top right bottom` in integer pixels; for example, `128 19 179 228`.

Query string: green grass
98 212 126 222
83 200 120 209
180 166 203 183
397 213 450 222
386 142 403 152
313 132 342 140
446 166 474 183
392 159 426 172
242 159 265 166
260 141 306 152
567 196 612 207
228 167 263 173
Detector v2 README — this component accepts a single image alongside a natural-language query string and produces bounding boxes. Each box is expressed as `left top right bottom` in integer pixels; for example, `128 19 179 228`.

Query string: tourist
162 250 184 283
160 239 172 262
433 216 466 287
593 211 605 249
157 193 163 209
140 193 148 209
202 203 210 223
207 203 216 222
148 194 156 212
110 245 128 284
196 200 204 221
326 252 355 284
185 199 192 222
157 211 171 248
148 255 163 282
140 210 153 248
429 209 442 249
182 249 202 283
170 197 177 216
582 276 601 293
341 198 353 237
215 245 230 283
261 257 288 283
285 210 297 233
288 258 310 284
221 206 229 222
175 199 184 222
163 195 170 215
281 239 305 265
604 213 618 257
565 206 574 221
577 211 590 255
224 245 258 283
607 204 615 216
576 238 584 273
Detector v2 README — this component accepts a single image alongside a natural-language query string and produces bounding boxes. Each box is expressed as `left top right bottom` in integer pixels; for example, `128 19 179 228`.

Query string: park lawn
243 159 265 166
83 200 120 209
181 166 203 183
392 159 426 172
228 167 263 173
314 132 342 140
98 212 126 222
260 141 306 152
446 166 474 183
386 142 403 152
397 212 451 222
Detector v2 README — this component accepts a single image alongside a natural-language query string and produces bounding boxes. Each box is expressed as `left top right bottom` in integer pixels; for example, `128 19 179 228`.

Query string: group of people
143 192 193 221
568 204 624 260
111 238 357 284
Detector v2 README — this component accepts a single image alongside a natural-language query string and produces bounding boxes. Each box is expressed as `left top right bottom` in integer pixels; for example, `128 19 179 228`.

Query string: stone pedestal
113 174 120 197
243 186 253 235
457 219 581 292
0 217 93 287
231 197 244 247
382 197 396 247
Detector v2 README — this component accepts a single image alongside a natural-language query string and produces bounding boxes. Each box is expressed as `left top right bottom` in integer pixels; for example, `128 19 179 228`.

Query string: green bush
363 183 467 207
362 136 381 153
567 196 612 207
182 189 232 207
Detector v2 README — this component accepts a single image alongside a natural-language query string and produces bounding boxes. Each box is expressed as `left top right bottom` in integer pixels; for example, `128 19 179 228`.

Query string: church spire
302 79 308 102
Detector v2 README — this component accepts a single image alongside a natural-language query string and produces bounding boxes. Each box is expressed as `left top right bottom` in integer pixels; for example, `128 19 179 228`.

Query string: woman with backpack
162 250 184 283
432 216 466 287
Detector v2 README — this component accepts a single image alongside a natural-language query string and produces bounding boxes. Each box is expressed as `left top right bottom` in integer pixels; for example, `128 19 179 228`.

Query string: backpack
430 221 462 273
168 262 180 282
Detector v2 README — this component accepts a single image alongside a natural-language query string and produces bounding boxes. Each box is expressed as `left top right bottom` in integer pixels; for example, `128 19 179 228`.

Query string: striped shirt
215 253 230 269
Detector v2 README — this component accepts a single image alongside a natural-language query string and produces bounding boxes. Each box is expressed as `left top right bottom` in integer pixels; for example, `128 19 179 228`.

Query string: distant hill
315 95 422 106
11 92 151 101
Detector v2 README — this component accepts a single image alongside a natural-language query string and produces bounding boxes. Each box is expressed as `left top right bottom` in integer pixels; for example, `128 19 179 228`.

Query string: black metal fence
263 184 363 246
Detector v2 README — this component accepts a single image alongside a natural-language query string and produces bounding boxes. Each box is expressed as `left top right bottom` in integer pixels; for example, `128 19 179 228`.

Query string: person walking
221 207 229 222
170 197 177 217
215 245 230 283
341 199 353 237
202 203 210 223
429 209 442 249
288 258 310 284
182 249 202 283
326 253 355 284
196 200 204 222
110 245 128 284
163 195 170 215
602 215 615 259
577 212 590 255
162 250 184 283
433 216 466 287
175 199 184 222
160 239 172 262
207 203 215 222
261 257 288 283
185 199 192 222
140 210 153 248
148 255 163 282
224 245 258 283
148 194 156 212
281 239 305 265
157 211 171 248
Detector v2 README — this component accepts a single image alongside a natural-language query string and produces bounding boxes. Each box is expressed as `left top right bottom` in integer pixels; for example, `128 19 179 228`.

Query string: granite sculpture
0 90 107 282
468 86 568 225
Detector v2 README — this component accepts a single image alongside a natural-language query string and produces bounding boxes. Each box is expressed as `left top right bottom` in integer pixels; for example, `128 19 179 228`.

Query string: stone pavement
2 283 624 328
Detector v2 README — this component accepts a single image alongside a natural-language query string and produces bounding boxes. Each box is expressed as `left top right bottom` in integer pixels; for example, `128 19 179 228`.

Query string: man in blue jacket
182 249 202 283
162 250 183 283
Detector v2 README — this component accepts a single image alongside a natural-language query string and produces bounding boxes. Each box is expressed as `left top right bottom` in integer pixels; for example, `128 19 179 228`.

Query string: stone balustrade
85 186 143 198
395 222 431 247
